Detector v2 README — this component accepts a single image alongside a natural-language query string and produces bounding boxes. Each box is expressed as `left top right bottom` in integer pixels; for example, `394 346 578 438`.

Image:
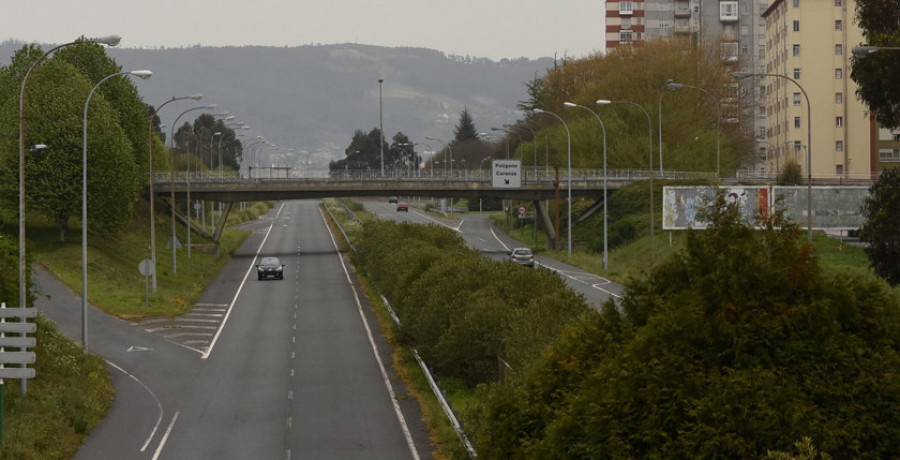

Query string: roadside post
0 303 38 444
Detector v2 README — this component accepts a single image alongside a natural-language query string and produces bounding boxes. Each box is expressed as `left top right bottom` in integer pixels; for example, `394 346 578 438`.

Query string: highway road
362 198 625 308
37 200 432 459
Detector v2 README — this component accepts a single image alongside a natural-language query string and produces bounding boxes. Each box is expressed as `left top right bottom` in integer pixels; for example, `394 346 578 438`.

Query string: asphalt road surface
37 200 432 459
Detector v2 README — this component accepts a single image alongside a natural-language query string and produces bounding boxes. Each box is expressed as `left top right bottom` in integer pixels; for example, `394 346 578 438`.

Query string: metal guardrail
381 295 478 458
321 201 357 253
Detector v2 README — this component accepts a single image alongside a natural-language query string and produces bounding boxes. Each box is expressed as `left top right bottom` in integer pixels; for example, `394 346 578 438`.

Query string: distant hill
0 41 554 170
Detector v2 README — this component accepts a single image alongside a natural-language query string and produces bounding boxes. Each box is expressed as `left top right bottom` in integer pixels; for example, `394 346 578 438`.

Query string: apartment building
605 1 900 178
606 1 769 63
758 0 869 179
605 1 771 173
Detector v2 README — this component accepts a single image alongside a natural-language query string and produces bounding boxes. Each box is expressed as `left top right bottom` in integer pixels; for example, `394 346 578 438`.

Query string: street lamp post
597 99 655 253
378 78 385 176
657 79 675 176
208 132 222 230
148 94 202 293
533 108 574 258
82 69 153 353
563 102 608 270
18 35 121 388
169 104 217 273
733 71 812 243
852 45 900 56
492 127 521 160
506 124 538 182
425 136 453 178
666 80 721 179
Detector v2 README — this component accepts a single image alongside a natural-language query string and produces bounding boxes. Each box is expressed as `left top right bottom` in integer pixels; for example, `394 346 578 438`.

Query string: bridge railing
152 168 719 184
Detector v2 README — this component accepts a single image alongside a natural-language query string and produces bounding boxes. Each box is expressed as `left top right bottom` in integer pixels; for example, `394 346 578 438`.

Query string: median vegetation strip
332 189 900 457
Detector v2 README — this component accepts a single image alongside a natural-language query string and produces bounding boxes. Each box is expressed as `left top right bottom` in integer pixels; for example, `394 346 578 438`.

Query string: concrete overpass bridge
150 168 714 247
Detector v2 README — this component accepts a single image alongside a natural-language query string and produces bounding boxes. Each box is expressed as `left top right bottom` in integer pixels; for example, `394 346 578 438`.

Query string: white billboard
662 185 869 231
662 186 768 230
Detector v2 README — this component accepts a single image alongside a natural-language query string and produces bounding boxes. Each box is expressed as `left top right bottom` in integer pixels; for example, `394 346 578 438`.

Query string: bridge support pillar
534 200 556 249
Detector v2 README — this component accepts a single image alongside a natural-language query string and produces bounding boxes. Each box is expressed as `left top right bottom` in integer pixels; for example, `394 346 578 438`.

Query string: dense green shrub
470 195 900 458
860 168 900 286
353 220 590 386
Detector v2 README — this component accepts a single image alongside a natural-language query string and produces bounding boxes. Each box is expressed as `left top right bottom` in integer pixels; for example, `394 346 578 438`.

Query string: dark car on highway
256 256 284 280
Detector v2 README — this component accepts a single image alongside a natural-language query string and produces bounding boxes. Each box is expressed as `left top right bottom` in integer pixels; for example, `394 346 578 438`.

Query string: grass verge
32 201 271 319
0 314 113 459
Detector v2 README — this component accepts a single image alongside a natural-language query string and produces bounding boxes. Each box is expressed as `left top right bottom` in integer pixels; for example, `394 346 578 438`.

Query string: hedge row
352 220 592 386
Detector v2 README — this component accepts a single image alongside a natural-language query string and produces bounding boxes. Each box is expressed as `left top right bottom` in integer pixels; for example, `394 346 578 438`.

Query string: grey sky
4 0 607 60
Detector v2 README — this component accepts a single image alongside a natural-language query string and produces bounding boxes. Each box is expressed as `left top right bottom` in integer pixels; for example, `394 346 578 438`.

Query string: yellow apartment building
760 0 870 179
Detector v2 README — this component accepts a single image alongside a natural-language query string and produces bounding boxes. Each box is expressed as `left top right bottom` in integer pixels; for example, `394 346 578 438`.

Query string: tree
56 42 151 191
472 194 900 458
453 107 478 143
860 168 900 285
516 73 545 115
777 160 803 185
850 0 900 129
524 40 753 174
0 47 137 241
387 132 419 173
328 128 387 175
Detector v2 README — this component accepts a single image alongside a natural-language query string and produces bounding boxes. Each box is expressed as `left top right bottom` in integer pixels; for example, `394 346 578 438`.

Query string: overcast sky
4 0 606 60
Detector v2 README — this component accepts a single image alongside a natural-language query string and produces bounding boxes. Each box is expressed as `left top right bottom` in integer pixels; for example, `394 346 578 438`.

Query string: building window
793 20 800 32
619 1 634 15
835 44 843 55
794 93 802 105
836 92 843 104
793 0 800 7
794 140 803 151
836 116 843 127
793 68 801 79
794 117 802 128
793 44 801 56
721 2 739 21
836 164 844 175
881 148 900 162
619 30 633 44
835 20 842 30
835 68 843 79
835 0 842 5
836 140 844 152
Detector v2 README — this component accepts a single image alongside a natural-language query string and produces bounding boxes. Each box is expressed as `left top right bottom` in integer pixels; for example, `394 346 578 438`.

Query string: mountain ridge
0 41 554 170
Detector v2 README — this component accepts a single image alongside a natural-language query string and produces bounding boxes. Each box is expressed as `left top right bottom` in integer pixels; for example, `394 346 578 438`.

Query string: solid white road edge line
105 359 164 453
